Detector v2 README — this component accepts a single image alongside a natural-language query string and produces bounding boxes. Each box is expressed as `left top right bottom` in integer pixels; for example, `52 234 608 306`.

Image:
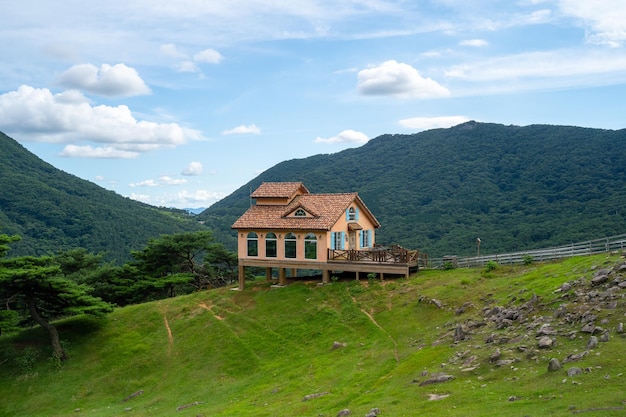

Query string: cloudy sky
1 0 625 209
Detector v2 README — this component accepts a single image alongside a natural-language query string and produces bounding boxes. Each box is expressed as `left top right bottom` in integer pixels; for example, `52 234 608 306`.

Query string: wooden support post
322 270 330 284
380 272 385 281
238 265 245 290
291 268 297 278
279 268 286 286
355 271 360 281
266 267 272 282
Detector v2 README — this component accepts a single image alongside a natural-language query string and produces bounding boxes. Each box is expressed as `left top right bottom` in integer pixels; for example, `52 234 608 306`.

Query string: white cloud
160 43 186 59
460 39 488 47
222 124 261 135
558 0 626 47
0 85 203 157
130 176 188 187
60 145 139 159
194 48 223 64
444 49 626 85
314 129 369 144
129 189 227 209
357 60 450 99
182 161 203 176
57 63 151 97
176 61 200 73
398 116 471 131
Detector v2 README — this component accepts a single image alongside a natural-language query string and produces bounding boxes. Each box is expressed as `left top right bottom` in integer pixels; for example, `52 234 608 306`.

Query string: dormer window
294 208 307 217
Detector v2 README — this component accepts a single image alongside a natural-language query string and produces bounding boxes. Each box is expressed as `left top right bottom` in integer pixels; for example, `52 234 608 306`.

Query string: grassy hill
3 253 626 416
0 132 204 263
199 122 626 258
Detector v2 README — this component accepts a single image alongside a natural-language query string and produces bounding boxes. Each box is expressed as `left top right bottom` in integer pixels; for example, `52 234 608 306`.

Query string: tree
0 240 113 361
131 230 237 294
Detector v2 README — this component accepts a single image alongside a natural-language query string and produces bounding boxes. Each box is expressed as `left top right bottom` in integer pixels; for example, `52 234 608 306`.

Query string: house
231 182 422 289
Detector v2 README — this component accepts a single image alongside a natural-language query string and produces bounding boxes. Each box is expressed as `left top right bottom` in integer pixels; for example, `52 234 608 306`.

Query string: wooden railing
328 244 426 266
428 233 626 269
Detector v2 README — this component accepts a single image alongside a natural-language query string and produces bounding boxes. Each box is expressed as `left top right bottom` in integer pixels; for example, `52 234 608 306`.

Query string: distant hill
199 122 626 258
0 132 203 262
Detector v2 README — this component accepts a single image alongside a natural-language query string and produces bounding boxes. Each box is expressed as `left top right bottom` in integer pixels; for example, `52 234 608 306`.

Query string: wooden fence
428 233 626 269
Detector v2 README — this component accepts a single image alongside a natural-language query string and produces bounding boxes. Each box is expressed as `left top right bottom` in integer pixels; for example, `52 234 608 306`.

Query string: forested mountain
0 132 203 262
199 122 626 258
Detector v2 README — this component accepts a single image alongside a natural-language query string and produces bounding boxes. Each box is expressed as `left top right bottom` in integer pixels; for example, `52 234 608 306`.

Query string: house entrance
349 231 356 250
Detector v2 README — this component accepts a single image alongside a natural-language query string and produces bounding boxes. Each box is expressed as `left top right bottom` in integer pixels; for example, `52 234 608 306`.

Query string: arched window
294 208 306 217
304 233 317 259
266 232 277 257
284 233 297 259
247 232 258 257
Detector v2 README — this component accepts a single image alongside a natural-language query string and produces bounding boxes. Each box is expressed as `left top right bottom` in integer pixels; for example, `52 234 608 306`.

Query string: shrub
523 254 534 265
484 260 498 272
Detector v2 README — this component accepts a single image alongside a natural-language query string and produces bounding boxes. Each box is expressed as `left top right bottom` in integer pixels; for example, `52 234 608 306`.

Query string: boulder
547 358 562 371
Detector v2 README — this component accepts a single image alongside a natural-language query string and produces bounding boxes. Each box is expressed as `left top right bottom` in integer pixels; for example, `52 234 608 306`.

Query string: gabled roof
232 192 381 231
250 182 309 199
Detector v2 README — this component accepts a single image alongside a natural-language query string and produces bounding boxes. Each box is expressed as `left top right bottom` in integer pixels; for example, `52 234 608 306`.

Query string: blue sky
1 0 625 209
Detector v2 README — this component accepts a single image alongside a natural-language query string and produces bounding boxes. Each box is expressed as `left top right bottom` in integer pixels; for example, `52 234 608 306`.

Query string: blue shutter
345 209 349 221
359 230 363 248
341 232 345 249
355 207 359 221
330 232 336 250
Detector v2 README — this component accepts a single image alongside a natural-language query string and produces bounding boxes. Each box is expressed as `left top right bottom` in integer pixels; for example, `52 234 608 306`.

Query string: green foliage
484 260 498 272
200 122 626 258
523 254 534 265
1 254 624 416
0 132 203 263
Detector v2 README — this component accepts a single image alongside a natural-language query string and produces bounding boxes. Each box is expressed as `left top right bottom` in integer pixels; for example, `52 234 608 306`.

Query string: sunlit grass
2 253 625 416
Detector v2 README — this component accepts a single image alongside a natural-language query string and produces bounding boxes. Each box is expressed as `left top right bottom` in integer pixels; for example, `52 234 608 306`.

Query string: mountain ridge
199 121 626 258
0 132 203 262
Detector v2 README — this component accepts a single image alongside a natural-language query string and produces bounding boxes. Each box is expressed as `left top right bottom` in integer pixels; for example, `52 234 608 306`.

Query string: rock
587 336 598 350
365 407 381 416
567 367 583 377
616 323 624 334
560 282 572 292
431 298 444 309
454 324 466 342
495 359 516 367
548 358 562 371
600 332 610 342
337 409 351 416
537 324 556 336
581 323 596 333
332 341 347 350
419 373 455 386
489 349 501 363
538 336 554 349
303 392 330 401
591 270 610 286
563 351 588 363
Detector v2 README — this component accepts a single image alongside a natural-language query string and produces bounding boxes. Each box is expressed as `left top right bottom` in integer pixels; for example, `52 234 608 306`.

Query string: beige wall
236 229 329 262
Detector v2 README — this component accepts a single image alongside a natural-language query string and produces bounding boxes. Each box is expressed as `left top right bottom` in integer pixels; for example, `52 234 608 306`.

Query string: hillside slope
199 122 626 258
0 132 203 262
2 253 626 416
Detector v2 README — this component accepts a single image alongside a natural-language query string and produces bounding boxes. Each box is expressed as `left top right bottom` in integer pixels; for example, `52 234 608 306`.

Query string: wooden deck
237 245 427 289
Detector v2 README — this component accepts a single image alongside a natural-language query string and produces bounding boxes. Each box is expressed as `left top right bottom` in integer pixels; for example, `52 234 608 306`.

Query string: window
360 230 372 248
331 232 344 250
294 208 306 217
265 232 277 257
247 232 258 256
304 233 317 259
284 233 297 258
347 207 357 221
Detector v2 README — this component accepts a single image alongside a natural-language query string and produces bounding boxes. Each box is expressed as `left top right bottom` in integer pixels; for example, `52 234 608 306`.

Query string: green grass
2 254 626 416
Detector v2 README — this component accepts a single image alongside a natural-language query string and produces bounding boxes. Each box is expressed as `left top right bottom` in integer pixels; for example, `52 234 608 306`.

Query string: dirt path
198 302 224 320
350 293 399 363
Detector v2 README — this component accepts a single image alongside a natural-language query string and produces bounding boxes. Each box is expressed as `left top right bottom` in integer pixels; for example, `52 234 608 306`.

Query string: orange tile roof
250 182 309 199
232 192 381 231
